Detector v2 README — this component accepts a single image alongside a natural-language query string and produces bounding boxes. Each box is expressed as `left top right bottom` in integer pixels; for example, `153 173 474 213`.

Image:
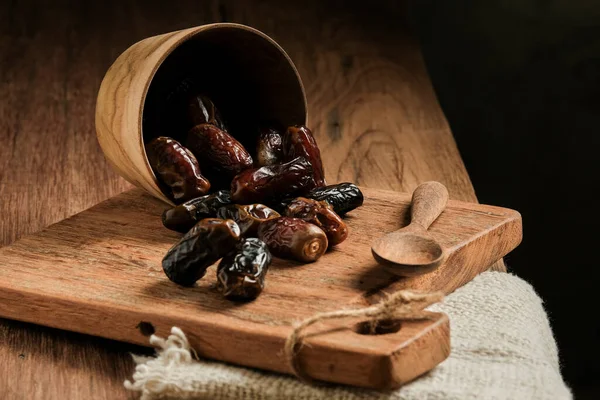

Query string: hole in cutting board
136 321 156 336
354 319 402 335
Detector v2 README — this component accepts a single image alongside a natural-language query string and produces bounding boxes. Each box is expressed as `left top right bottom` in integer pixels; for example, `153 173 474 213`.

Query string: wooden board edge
0 281 452 389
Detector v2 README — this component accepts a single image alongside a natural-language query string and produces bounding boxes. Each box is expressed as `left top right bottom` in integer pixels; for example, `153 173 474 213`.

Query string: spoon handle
410 181 449 230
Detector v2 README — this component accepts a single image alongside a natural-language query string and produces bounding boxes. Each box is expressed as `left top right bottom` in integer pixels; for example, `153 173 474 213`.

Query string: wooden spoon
371 181 449 276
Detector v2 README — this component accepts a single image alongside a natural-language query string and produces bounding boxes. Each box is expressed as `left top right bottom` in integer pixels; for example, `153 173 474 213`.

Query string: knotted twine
283 289 445 384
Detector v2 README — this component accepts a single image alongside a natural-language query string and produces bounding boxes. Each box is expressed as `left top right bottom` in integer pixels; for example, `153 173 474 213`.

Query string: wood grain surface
0 0 502 398
0 187 521 389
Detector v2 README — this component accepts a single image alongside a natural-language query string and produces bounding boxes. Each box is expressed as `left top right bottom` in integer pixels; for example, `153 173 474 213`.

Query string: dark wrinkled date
162 190 232 233
276 182 364 215
146 137 211 203
257 217 328 263
285 197 348 246
305 183 363 215
230 157 317 205
162 218 241 286
255 125 284 167
217 238 272 300
216 204 280 237
186 123 254 188
187 94 228 132
283 125 326 187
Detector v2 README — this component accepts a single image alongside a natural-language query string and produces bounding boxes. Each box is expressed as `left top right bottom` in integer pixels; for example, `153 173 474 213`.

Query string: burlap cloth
124 272 572 399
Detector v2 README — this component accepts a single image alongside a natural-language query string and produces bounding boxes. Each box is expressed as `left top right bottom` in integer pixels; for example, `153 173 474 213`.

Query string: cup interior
142 26 307 154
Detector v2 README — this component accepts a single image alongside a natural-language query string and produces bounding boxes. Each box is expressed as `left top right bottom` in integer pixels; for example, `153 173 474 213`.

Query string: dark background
409 0 599 396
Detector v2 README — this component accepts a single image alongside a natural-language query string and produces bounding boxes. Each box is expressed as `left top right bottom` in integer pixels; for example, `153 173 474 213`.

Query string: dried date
283 125 326 186
217 238 271 300
162 190 232 233
305 183 363 215
255 125 284 167
230 156 317 204
285 197 348 246
186 123 253 188
257 217 328 262
276 182 364 215
187 93 228 132
146 136 211 203
162 218 241 286
216 204 280 236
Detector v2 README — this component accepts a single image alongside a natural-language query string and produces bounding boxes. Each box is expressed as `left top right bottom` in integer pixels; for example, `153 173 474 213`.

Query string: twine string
283 290 444 384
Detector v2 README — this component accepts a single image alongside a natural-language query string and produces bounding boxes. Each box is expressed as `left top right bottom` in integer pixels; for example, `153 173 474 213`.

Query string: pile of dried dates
148 92 364 301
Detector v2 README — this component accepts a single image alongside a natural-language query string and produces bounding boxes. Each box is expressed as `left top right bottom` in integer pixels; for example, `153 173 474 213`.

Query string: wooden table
0 1 503 398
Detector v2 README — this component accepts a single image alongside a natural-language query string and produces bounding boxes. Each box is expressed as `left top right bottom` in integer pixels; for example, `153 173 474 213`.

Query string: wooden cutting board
0 187 521 390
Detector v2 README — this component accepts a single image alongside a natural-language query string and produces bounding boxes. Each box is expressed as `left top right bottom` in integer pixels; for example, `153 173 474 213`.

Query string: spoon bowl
372 231 445 276
371 181 449 276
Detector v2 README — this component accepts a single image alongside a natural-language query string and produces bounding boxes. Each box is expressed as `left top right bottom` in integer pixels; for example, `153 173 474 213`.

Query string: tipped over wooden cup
95 23 307 205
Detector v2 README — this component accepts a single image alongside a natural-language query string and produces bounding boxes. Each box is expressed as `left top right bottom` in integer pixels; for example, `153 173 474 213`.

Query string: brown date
274 182 364 215
230 156 317 205
146 136 211 203
283 125 326 186
257 217 328 263
186 123 253 188
162 218 241 286
304 182 363 215
187 94 228 132
285 197 348 246
217 237 271 301
162 190 232 233
255 125 284 167
216 204 280 237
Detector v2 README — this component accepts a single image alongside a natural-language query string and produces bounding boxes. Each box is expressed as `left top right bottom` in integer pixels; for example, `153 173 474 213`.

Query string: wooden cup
95 23 307 205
